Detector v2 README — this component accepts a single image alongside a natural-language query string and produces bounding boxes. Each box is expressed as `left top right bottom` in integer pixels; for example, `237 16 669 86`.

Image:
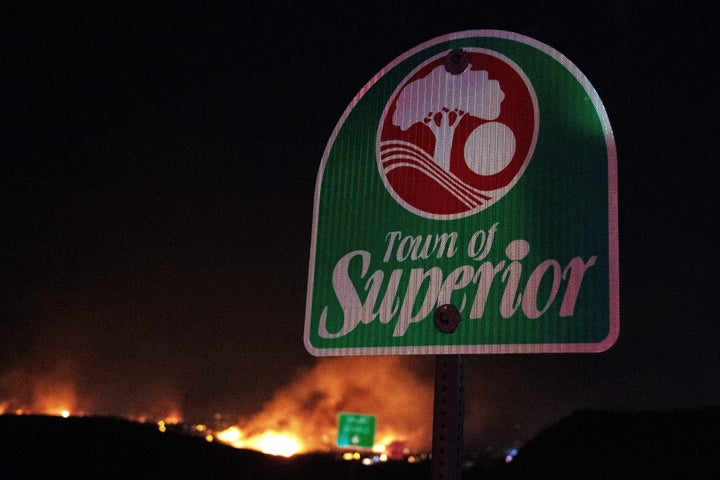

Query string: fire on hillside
1 357 433 459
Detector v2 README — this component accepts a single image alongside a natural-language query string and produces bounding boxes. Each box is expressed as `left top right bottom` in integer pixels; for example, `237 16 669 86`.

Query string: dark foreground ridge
0 414 429 480
0 408 717 479
482 407 719 480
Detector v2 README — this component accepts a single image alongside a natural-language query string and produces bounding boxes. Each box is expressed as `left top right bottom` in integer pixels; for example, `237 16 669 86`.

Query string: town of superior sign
305 30 619 356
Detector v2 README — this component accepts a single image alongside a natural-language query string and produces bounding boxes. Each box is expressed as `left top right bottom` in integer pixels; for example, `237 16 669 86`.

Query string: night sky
2 1 718 451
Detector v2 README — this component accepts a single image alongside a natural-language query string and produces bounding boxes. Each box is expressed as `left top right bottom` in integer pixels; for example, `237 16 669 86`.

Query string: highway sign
305 30 618 355
337 413 376 449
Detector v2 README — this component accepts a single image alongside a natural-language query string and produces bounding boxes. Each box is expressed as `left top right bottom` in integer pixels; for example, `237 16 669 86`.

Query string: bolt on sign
305 30 619 355
337 413 376 449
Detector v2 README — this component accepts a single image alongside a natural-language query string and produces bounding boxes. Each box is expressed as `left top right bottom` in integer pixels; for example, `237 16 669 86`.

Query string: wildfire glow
2 357 435 459
162 412 182 425
216 426 242 444
215 426 303 457
246 431 302 457
204 357 432 457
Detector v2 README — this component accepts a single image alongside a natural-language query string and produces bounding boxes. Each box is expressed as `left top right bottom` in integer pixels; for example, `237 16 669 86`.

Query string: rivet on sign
434 304 461 333
444 49 469 75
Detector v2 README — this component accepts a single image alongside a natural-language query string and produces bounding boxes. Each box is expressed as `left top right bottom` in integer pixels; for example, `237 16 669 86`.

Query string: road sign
305 30 618 356
337 413 376 449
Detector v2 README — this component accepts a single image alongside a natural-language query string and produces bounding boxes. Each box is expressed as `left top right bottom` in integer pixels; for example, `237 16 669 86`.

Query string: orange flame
215 357 434 456
0 365 183 423
2 357 435 458
215 426 302 457
0 366 78 417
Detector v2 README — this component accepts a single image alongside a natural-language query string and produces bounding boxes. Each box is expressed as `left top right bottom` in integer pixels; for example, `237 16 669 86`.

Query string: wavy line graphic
379 140 491 209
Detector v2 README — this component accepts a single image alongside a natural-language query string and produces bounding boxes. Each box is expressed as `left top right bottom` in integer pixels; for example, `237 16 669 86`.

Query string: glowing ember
216 426 242 444
162 412 182 425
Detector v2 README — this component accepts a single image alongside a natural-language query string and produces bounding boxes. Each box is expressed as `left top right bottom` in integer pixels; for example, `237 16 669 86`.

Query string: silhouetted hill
483 407 719 480
2 410 717 479
0 414 277 479
0 414 430 479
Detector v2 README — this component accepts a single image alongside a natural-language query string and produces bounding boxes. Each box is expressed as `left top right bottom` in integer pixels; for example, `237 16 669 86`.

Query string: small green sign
305 30 619 355
337 413 376 449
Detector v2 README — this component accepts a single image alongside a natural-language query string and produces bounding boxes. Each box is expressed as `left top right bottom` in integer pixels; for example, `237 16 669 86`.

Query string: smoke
0 344 532 455
0 351 183 423
238 356 435 452
0 360 78 415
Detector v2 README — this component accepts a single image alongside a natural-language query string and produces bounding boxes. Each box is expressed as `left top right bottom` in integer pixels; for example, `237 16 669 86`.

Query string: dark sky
2 1 718 450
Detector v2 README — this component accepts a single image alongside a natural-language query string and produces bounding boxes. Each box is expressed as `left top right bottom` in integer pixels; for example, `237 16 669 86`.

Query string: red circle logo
377 48 538 219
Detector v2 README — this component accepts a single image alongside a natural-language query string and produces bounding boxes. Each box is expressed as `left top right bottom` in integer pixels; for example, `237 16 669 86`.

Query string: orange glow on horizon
162 412 182 425
215 426 304 457
246 430 303 457
2 357 433 458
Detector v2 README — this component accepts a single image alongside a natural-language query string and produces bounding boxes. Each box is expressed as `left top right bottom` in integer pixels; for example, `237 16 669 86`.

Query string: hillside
485 407 719 480
1 408 717 479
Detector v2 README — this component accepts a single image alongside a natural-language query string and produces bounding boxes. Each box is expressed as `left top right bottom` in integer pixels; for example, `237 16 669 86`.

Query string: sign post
431 354 464 480
305 30 618 479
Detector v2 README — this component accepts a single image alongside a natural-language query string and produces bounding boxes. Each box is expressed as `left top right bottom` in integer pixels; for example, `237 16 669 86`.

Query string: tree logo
377 48 538 219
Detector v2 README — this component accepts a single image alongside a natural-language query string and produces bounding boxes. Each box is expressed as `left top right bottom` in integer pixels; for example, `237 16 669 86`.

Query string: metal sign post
431 304 465 480
432 354 464 480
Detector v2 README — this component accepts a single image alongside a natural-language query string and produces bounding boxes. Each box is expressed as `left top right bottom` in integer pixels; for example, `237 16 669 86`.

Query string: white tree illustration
392 65 505 171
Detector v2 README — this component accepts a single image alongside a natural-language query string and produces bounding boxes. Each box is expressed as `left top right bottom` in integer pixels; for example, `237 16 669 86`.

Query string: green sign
305 30 619 355
337 413 376 449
